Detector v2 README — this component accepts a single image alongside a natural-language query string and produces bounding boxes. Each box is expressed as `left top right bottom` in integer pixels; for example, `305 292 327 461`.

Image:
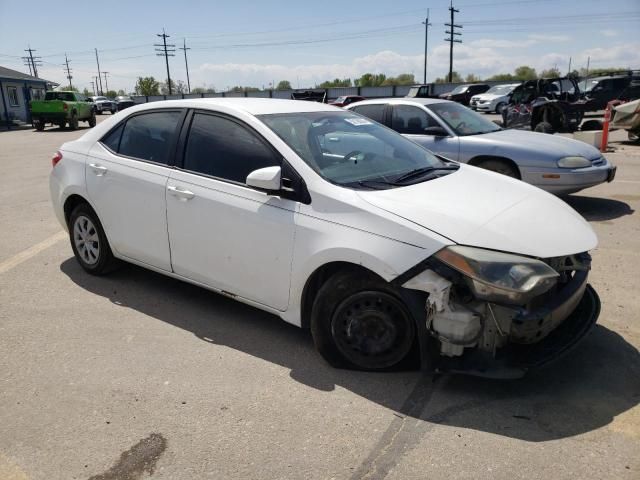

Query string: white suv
50 98 600 377
470 83 520 113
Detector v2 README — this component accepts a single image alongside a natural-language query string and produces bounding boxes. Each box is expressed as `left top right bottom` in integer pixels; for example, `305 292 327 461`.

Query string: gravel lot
1 116 639 480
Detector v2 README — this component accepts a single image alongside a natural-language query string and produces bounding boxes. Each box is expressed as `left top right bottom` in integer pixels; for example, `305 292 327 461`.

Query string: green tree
355 73 386 87
57 85 78 91
465 73 481 82
382 73 415 86
82 88 91 96
276 80 292 90
486 73 515 81
135 76 160 96
434 71 463 83
539 68 561 79
105 90 118 98
514 66 537 80
191 87 206 94
116 89 126 96
318 78 352 88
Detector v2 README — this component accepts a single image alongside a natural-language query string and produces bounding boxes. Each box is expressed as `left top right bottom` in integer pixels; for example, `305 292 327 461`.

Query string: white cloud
600 29 618 37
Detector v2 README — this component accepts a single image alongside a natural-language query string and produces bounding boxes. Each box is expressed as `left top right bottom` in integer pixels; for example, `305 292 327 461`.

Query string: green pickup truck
30 91 96 131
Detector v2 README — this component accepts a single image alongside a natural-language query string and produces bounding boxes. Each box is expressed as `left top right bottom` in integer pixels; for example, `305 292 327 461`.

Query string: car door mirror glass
423 126 448 136
246 166 282 192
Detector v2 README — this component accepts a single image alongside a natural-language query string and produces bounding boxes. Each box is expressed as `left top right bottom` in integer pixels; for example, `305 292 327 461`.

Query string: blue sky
1 0 639 93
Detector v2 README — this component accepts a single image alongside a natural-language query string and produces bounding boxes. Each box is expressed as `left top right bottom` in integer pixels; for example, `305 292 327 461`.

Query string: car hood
357 165 597 258
469 129 603 161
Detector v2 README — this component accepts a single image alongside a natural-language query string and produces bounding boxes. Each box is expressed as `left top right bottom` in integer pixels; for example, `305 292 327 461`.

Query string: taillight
52 151 63 167
63 103 68 111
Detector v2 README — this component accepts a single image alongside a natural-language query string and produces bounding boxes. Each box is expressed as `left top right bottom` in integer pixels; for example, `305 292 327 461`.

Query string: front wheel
495 102 506 114
477 159 519 179
69 112 79 130
68 203 117 275
311 271 416 370
87 111 96 128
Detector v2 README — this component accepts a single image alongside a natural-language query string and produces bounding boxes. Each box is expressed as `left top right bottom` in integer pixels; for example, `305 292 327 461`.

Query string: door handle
167 185 195 201
89 163 108 176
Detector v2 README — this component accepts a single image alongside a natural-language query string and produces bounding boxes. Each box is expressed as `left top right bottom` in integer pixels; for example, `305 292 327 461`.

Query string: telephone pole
179 38 191 93
22 57 33 76
444 1 462 83
24 47 41 78
102 72 110 93
64 54 73 90
422 9 432 84
93 76 99 95
95 48 103 95
155 29 176 95
90 80 96 95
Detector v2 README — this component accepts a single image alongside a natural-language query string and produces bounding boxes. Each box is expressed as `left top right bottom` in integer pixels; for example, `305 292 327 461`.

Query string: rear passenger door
165 111 297 310
86 109 185 271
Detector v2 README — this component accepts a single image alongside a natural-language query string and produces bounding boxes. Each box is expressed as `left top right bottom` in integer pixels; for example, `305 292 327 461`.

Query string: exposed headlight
434 246 559 304
557 156 591 168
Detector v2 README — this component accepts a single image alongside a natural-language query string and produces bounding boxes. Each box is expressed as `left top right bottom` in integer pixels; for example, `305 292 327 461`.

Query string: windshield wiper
394 165 459 184
355 179 399 189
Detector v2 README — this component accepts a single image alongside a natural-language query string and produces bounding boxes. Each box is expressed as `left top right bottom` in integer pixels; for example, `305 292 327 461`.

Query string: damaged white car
49 99 600 378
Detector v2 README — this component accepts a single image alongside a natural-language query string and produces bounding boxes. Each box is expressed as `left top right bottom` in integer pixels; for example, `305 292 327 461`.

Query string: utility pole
24 46 41 78
444 1 462 83
179 38 191 94
567 56 572 75
64 54 73 90
22 57 33 76
102 72 110 94
90 80 95 95
95 48 103 95
93 76 99 95
155 29 176 95
422 9 432 84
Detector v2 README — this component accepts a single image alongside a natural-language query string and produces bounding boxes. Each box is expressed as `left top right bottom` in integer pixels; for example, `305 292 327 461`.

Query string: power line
155 29 175 95
64 54 73 89
179 38 191 94
24 47 42 78
422 9 432 84
445 1 462 82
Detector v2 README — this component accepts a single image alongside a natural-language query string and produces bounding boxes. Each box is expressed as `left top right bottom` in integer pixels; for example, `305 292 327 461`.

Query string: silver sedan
346 98 616 194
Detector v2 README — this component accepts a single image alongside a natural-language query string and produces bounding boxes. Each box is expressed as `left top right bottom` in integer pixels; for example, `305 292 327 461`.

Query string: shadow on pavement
563 194 634 221
61 258 640 442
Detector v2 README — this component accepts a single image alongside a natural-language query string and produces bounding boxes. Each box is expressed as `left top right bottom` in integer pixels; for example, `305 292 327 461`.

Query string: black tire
34 119 45 131
311 270 416 371
581 119 603 131
495 102 506 114
58 120 66 130
476 158 519 178
88 111 96 127
628 131 639 144
68 203 117 275
69 112 79 131
534 121 554 134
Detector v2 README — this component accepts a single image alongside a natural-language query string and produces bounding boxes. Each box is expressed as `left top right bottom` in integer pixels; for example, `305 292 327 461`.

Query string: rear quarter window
351 104 386 124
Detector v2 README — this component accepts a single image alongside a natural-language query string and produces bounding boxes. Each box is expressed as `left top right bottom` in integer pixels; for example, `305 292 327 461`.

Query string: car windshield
95 96 108 101
258 111 452 189
485 85 514 95
450 85 468 94
429 102 502 136
335 96 346 102
44 92 75 101
582 79 603 92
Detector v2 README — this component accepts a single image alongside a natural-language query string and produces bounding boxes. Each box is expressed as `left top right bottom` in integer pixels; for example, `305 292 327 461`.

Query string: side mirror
246 166 282 192
423 126 448 136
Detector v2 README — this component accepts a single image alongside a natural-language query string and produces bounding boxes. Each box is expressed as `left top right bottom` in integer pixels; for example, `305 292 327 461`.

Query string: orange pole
600 103 612 153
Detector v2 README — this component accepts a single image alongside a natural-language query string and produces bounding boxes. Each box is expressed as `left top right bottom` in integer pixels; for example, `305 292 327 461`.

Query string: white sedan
50 98 601 377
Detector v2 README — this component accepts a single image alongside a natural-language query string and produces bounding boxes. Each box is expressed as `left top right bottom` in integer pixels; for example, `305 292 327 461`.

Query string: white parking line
0 231 67 275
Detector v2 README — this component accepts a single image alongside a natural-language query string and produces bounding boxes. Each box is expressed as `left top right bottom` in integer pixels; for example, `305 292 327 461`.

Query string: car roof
345 97 450 107
124 98 340 115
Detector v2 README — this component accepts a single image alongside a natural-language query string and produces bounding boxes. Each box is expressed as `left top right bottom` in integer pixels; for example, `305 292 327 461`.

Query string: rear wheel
476 159 519 179
88 111 96 127
68 203 116 275
311 270 416 370
69 112 79 130
34 118 45 131
495 102 506 114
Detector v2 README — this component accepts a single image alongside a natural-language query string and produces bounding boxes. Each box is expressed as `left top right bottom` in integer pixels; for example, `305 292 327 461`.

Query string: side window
118 111 182 164
391 105 438 134
7 87 19 106
183 113 280 184
351 104 386 124
100 123 124 152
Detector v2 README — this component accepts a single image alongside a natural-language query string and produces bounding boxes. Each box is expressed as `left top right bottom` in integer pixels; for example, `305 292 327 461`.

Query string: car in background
347 97 615 195
581 72 640 111
470 83 520 113
30 91 96 130
49 98 601 378
115 95 136 111
329 95 366 107
89 96 117 114
438 83 490 106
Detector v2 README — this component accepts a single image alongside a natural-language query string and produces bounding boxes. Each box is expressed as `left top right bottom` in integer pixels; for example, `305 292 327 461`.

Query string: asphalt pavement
0 116 638 480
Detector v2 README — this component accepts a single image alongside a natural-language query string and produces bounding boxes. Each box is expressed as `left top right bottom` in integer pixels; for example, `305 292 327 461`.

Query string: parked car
470 83 520 113
406 84 436 98
581 73 640 111
29 91 96 131
347 98 615 194
115 95 136 111
89 95 117 114
329 95 366 107
50 98 601 378
610 98 640 143
502 77 585 133
438 83 490 105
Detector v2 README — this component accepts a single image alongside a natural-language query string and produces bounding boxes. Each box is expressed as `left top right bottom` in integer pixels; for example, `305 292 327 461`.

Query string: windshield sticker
344 117 373 126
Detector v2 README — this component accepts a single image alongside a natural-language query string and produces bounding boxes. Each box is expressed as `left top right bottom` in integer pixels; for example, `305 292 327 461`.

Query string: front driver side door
390 104 460 161
166 111 297 310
